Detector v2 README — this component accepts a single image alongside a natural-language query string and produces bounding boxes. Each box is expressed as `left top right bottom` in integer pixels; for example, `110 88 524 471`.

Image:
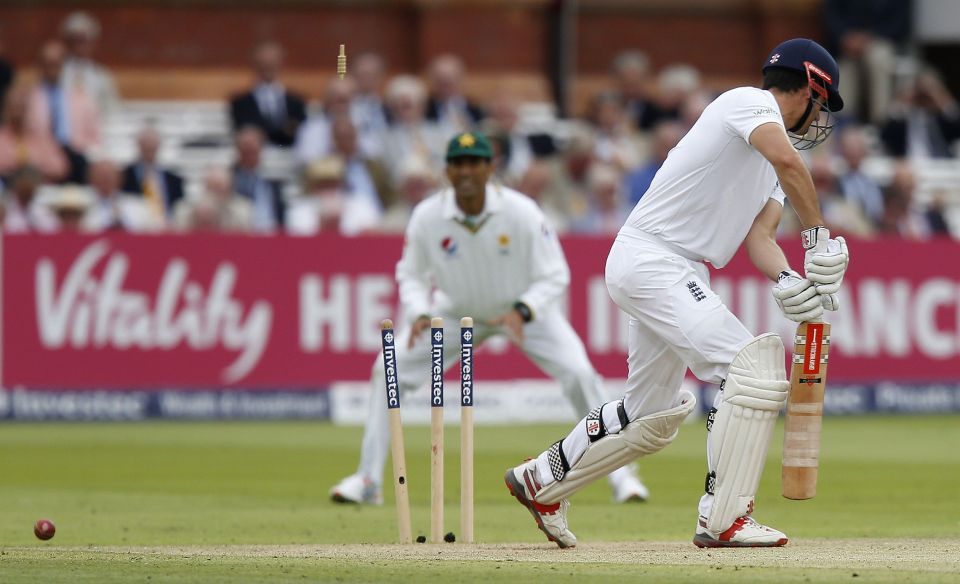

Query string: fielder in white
330 132 649 505
505 38 851 548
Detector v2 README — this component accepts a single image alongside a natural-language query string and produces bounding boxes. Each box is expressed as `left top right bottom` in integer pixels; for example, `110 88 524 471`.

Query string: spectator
379 157 437 233
28 40 100 183
923 190 953 238
121 124 185 226
655 64 702 121
295 76 356 164
60 11 119 119
425 54 484 133
588 92 643 172
173 167 253 232
47 185 93 232
678 90 713 131
837 126 884 223
516 160 570 233
809 153 874 238
569 164 631 234
286 156 380 236
230 42 307 147
879 161 944 239
485 131 513 186
232 126 286 232
611 50 664 131
824 0 910 125
84 159 160 232
2 165 57 233
482 92 556 186
381 75 446 181
880 66 960 159
350 52 390 158
329 115 391 210
0 26 14 113
542 124 595 222
624 120 684 206
0 88 68 182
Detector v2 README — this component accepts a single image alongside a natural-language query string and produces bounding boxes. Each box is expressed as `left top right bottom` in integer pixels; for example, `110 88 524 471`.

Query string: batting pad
706 333 789 534
536 390 696 504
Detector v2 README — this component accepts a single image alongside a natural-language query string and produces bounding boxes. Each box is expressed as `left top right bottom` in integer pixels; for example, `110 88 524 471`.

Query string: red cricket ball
34 519 56 541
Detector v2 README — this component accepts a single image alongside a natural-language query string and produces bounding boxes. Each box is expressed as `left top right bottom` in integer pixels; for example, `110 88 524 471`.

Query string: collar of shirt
442 96 468 112
440 183 502 221
255 81 285 96
254 83 285 112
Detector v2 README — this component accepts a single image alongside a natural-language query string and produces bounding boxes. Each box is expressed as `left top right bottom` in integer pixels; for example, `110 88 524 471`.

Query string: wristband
800 226 827 250
513 301 533 323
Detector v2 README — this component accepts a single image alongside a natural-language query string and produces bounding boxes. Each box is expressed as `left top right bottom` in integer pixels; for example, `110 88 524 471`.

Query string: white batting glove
801 227 849 295
820 291 840 311
772 270 824 323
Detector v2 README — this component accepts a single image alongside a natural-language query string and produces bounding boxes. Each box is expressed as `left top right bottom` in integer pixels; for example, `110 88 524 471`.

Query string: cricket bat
782 319 831 500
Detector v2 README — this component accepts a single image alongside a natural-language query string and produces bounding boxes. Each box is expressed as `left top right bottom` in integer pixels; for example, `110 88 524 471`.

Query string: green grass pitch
1 415 958 583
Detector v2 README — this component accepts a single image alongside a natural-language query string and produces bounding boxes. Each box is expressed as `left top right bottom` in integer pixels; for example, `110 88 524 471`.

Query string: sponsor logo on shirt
753 107 776 116
498 233 510 255
441 236 458 257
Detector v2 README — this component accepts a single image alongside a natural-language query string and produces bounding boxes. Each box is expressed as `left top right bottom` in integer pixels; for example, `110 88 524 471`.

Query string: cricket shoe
329 474 383 505
611 466 650 503
504 459 577 549
693 515 788 548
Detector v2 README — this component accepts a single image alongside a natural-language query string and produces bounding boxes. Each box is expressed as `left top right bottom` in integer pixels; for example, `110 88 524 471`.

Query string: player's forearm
398 284 432 324
520 268 569 319
746 232 790 282
520 284 562 318
773 158 824 229
396 265 432 324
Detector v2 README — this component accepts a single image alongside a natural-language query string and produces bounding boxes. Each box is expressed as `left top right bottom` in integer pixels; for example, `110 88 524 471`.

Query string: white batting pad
535 390 696 504
706 334 789 534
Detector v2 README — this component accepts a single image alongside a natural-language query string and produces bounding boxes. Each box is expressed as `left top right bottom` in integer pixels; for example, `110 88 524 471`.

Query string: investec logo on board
431 328 444 407
460 328 473 407
382 330 400 409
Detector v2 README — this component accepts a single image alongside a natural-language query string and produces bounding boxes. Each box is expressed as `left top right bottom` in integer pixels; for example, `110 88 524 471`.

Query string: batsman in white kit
330 131 649 506
504 38 851 548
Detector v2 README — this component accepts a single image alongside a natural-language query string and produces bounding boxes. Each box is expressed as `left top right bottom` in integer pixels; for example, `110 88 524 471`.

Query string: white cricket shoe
329 474 383 505
504 459 577 549
693 515 788 548
611 468 650 503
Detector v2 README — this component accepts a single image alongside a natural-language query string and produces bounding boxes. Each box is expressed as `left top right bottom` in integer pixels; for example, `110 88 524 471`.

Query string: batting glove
801 227 849 295
821 291 840 311
772 270 824 323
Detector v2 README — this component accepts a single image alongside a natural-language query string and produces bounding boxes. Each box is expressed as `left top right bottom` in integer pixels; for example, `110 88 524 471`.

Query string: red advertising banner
2 233 958 389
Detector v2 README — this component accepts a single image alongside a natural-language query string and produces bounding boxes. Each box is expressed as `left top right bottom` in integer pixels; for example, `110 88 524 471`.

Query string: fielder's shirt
397 184 568 324
624 87 787 267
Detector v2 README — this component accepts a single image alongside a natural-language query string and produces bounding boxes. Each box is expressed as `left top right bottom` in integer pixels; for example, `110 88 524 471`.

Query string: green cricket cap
445 132 493 160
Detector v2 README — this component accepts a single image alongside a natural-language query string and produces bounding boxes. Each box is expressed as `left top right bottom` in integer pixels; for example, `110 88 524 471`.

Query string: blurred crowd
0 2 957 240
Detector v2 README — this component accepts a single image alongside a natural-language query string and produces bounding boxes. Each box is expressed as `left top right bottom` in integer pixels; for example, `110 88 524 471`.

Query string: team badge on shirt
498 233 510 255
441 236 458 257
686 281 706 302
